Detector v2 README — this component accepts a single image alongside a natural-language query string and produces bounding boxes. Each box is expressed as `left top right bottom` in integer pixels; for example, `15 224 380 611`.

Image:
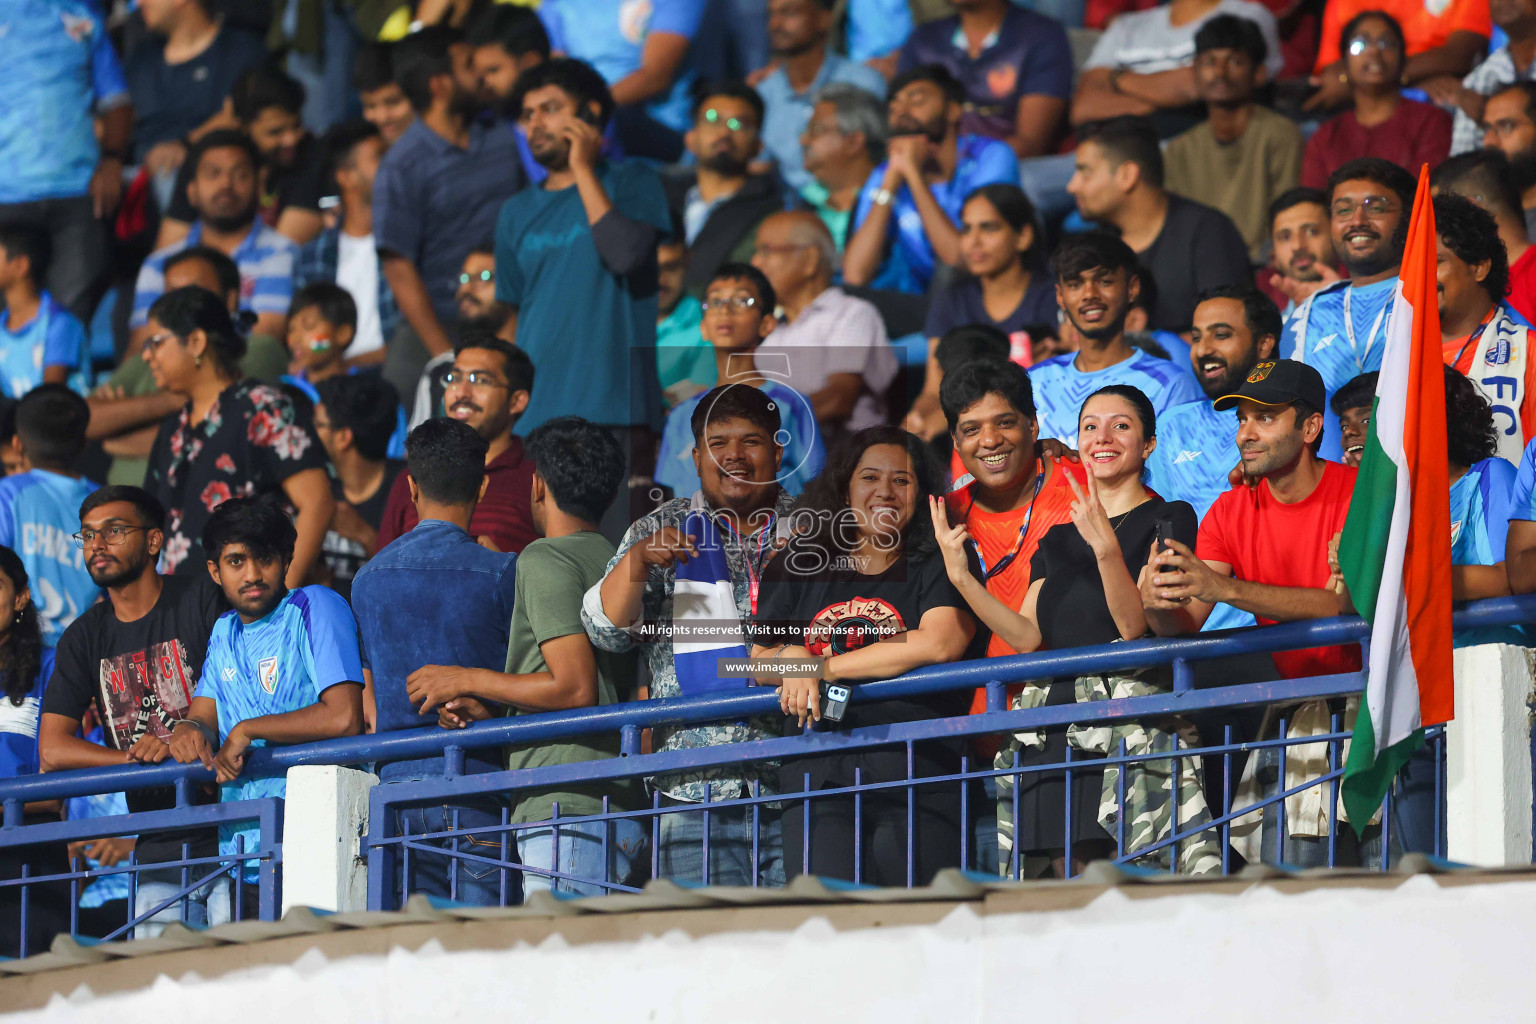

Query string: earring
195 354 202 369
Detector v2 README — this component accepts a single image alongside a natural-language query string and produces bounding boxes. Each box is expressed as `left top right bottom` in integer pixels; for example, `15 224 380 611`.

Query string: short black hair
1331 371 1378 416
509 57 616 130
454 329 535 395
393 25 462 113
941 358 1035 432
187 128 261 179
15 385 89 468
963 183 1039 262
289 281 358 332
80 485 165 531
322 119 381 187
935 325 1009 376
1079 116 1164 189
691 79 767 128
1328 157 1417 211
888 63 966 107
1129 264 1158 313
706 262 777 314
1434 191 1510 303
202 496 298 563
1049 231 1140 283
1195 284 1284 345
1194 13 1268 66
467 4 551 59
353 42 397 94
1492 80 1536 124
0 224 49 287
525 416 625 523
1339 8 1405 59
230 64 307 123
1444 365 1498 468
315 375 400 462
163 245 241 299
690 384 782 444
1432 151 1526 225
406 417 488 506
1268 185 1329 228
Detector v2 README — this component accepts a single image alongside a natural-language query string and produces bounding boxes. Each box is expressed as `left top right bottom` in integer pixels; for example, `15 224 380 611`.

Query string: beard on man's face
889 112 947 144
1337 216 1409 278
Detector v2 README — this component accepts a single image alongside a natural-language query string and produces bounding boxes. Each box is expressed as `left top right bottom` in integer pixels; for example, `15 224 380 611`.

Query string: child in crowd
284 283 357 394
0 226 90 400
654 263 825 497
1331 372 1375 468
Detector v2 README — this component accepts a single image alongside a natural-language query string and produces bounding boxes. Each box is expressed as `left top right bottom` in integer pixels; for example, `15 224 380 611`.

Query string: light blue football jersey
1451 457 1524 647
1027 347 1201 449
0 469 102 645
194 585 363 875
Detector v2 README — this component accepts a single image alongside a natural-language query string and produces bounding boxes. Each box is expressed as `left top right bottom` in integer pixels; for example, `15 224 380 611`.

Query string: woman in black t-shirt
931 385 1198 877
141 287 331 585
752 427 977 886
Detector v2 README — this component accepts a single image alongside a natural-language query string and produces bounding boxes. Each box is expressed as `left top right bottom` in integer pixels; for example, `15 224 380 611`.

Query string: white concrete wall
1447 644 1536 866
280 765 377 915
10 876 1536 1023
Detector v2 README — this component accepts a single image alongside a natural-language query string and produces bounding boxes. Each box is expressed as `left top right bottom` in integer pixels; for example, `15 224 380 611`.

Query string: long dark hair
792 427 945 560
0 548 41 706
147 285 250 380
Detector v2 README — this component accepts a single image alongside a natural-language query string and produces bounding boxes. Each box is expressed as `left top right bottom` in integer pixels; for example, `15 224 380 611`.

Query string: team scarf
1337 166 1454 834
1459 304 1530 464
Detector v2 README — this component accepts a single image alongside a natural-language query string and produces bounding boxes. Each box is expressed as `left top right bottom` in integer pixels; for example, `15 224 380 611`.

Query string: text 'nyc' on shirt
195 585 363 870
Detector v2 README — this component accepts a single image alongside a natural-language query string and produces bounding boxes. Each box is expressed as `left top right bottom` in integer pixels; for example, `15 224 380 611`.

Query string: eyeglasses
702 108 750 132
73 525 149 548
459 270 494 285
1346 34 1399 56
442 369 507 388
142 331 177 356
1331 196 1398 218
701 295 759 313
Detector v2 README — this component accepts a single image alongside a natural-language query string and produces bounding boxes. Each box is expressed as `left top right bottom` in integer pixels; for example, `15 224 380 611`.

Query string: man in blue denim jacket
350 418 518 905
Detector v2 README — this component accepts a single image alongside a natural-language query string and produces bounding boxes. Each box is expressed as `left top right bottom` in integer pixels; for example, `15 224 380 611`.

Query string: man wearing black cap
1140 358 1359 681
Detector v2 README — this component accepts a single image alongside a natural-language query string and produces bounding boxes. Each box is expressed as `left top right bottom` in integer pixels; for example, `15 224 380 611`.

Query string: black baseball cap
1213 359 1327 412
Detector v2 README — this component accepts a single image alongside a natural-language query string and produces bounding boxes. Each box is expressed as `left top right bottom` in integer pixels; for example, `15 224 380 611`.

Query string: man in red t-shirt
940 359 1083 714
376 332 537 554
1141 358 1358 679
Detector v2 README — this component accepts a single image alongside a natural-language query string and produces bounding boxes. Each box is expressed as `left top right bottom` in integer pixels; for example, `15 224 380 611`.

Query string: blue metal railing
2 595 1532 946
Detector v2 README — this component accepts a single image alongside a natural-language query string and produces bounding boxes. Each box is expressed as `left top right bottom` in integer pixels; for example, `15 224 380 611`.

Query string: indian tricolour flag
1337 164 1454 833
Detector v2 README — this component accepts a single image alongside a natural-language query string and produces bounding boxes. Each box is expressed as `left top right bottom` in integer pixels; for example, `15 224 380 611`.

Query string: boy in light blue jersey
0 386 101 645
168 498 364 885
0 226 90 398
1280 158 1416 461
1031 233 1199 449
1146 286 1288 633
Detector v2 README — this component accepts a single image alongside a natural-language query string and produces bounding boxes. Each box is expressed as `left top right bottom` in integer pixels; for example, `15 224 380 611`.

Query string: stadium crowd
3 0 1536 951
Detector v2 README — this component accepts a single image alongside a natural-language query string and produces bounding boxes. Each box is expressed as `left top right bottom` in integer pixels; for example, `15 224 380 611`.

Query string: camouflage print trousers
995 675 1223 877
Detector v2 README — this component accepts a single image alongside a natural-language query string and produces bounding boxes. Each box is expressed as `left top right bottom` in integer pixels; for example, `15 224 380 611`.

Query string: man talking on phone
493 57 672 541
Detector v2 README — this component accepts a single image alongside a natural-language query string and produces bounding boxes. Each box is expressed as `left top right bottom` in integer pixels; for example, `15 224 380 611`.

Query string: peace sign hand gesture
1066 469 1119 560
928 495 973 585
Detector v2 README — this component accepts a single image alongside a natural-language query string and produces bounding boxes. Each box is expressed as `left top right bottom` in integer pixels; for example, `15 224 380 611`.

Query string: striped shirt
1451 47 1536 156
130 221 297 329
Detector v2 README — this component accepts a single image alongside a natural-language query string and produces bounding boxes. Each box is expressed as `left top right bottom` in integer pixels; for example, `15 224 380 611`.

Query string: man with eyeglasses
377 331 536 555
1281 157 1416 460
752 211 897 437
1481 82 1536 238
494 57 671 541
662 81 790 295
38 485 229 937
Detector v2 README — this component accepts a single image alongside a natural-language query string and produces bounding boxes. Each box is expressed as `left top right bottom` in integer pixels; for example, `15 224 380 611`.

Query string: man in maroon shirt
376 329 537 553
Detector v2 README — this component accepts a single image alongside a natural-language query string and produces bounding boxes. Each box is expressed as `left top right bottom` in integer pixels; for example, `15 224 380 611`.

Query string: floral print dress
145 380 327 575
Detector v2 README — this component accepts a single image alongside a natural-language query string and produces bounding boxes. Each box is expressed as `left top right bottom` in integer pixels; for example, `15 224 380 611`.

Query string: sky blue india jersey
195 585 363 874
1451 456 1524 647
0 292 91 398
1281 277 1397 461
0 469 102 646
1027 347 1201 450
1143 398 1254 631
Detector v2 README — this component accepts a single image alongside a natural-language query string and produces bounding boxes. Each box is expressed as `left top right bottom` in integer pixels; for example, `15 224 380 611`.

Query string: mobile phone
577 104 601 127
820 682 850 723
1153 520 1178 569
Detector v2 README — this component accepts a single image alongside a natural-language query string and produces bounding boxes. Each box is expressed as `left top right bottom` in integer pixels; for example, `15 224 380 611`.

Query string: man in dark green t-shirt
405 416 638 898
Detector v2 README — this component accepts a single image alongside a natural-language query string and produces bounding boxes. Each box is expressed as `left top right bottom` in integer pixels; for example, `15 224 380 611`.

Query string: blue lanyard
966 470 1045 582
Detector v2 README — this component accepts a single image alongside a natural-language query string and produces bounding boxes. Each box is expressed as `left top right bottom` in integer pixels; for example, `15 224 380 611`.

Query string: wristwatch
872 188 895 207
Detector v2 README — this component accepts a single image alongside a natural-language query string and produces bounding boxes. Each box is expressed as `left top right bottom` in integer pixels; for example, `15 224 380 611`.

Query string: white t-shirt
335 231 384 357
1085 0 1283 78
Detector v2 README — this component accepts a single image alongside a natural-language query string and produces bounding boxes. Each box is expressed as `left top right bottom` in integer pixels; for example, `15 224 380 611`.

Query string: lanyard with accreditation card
964 464 1045 582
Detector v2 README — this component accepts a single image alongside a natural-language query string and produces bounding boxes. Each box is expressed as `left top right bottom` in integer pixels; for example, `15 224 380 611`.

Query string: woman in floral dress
141 286 333 584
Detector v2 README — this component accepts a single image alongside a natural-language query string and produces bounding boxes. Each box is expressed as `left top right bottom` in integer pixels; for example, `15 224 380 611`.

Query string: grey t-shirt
1084 0 1283 78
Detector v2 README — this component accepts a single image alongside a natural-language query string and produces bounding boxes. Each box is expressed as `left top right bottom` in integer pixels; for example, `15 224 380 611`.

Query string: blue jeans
396 802 515 907
656 801 785 887
518 817 647 898
134 876 231 939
